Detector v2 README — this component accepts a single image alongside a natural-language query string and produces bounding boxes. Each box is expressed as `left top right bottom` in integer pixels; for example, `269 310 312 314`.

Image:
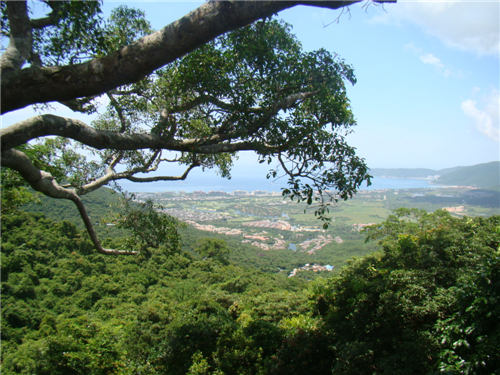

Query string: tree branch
1 148 138 255
274 91 319 112
1 0 398 113
1 114 278 154
125 161 200 183
107 93 128 132
59 96 98 113
170 94 236 114
30 4 62 30
1 1 32 75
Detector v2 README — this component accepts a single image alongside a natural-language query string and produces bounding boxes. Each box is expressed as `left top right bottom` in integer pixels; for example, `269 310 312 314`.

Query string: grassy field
328 201 390 224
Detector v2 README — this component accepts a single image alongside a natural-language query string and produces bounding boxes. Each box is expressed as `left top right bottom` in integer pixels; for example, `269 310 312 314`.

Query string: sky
2 0 499 184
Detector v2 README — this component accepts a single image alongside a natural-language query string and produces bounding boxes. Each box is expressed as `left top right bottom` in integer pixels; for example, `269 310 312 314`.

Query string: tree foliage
0 1 380 254
105 195 185 255
2 208 498 374
1 210 308 374
193 238 232 263
437 252 500 373
308 209 500 373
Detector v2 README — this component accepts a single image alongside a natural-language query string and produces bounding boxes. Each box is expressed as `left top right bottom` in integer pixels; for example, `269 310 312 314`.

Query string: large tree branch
0 148 138 255
1 1 32 75
1 0 396 113
1 87 319 153
0 114 278 154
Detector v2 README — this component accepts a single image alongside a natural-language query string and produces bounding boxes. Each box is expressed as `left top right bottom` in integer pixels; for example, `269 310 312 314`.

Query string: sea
117 173 444 194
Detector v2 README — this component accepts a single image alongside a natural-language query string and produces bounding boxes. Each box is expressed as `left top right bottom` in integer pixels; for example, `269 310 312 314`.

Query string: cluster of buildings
298 235 335 254
150 191 345 258
240 219 327 233
161 208 231 221
352 223 376 231
184 218 342 254
242 236 287 251
242 220 292 231
442 206 466 213
288 263 334 277
158 195 234 202
185 221 243 235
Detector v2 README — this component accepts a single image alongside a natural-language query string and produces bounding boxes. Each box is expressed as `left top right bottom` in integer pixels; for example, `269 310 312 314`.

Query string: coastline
118 176 448 194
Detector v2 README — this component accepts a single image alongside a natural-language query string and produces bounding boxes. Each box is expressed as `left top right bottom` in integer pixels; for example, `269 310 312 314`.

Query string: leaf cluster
105 195 186 254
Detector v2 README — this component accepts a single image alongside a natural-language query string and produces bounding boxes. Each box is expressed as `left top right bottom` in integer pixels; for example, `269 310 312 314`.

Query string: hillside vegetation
21 187 123 232
2 208 499 374
436 161 500 190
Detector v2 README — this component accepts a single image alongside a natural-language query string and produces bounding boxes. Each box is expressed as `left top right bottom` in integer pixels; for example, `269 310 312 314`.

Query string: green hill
436 161 500 190
437 166 464 176
22 186 121 226
370 162 499 190
21 187 127 239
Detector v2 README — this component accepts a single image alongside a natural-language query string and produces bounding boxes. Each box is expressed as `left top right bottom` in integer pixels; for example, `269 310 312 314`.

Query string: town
133 185 497 275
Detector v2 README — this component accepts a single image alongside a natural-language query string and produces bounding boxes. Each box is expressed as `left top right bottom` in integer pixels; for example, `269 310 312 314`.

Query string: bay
116 173 444 194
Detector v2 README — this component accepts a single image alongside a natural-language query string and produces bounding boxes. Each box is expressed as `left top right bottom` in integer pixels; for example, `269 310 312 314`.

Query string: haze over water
118 175 444 194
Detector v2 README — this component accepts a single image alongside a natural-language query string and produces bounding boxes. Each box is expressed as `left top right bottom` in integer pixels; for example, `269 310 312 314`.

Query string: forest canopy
0 1 388 254
2 209 498 374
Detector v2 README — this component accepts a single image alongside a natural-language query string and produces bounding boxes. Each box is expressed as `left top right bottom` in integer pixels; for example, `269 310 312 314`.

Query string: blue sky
2 1 499 182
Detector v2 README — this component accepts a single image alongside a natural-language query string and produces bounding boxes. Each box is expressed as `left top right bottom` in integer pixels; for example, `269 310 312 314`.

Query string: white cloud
406 43 458 77
461 89 500 141
374 0 500 58
419 53 444 68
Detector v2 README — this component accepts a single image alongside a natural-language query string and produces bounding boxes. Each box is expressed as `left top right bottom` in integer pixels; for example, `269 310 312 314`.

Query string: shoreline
119 176 480 194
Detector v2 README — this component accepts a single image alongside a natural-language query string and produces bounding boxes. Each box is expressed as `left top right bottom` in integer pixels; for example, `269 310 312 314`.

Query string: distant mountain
369 166 464 179
436 161 500 190
369 168 439 179
370 162 499 190
436 166 464 176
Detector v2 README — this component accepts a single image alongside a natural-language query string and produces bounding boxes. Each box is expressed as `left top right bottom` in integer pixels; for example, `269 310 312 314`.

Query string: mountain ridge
369 161 499 190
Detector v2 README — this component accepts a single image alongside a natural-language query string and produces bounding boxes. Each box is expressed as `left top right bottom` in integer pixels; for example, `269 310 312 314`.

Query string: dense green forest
21 187 129 239
2 206 499 374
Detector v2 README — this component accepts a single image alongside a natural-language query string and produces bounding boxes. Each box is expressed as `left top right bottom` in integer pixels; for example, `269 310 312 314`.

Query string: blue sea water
117 173 443 194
